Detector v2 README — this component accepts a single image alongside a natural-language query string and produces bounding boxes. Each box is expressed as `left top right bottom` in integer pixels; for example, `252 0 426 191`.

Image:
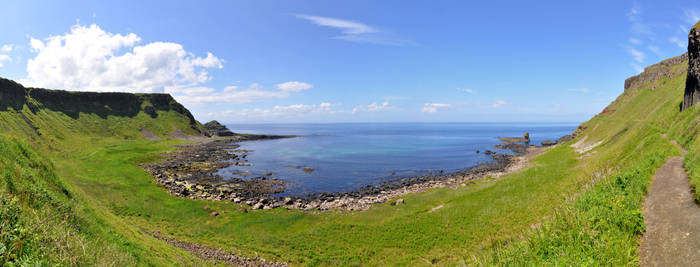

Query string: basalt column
682 22 700 111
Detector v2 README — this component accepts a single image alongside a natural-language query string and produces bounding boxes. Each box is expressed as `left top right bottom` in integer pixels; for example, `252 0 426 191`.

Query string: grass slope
0 53 699 266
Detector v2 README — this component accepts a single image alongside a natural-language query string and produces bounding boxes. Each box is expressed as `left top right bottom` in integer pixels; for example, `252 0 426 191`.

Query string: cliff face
624 53 688 92
0 77 203 133
683 24 700 111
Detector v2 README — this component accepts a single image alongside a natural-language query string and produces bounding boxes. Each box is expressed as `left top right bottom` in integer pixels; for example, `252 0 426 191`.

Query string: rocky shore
144 132 572 212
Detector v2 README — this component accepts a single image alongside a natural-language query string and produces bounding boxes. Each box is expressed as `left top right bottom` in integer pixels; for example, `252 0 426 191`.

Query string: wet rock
541 140 556 146
556 135 574 143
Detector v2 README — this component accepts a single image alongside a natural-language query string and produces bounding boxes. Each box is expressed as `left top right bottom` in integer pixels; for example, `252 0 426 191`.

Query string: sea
218 122 578 197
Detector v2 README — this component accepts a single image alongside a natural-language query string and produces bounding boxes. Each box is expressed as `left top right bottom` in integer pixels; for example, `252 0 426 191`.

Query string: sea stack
682 21 700 111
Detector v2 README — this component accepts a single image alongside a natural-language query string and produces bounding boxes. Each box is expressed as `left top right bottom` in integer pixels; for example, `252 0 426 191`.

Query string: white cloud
491 100 507 108
20 24 223 93
294 14 413 46
459 88 474 94
0 54 10 68
208 102 338 118
169 81 312 106
626 47 645 63
0 44 12 53
567 88 590 93
421 103 451 113
352 101 396 114
223 85 238 92
276 81 313 92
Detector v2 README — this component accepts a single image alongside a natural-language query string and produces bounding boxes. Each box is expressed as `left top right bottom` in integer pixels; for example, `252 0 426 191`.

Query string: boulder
209 211 219 217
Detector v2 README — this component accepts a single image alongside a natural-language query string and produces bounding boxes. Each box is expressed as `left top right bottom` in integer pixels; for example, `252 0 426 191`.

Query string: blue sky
0 1 698 123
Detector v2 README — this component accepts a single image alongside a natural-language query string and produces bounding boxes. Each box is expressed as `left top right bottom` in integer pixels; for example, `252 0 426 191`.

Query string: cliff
624 53 688 92
0 77 206 140
683 23 700 110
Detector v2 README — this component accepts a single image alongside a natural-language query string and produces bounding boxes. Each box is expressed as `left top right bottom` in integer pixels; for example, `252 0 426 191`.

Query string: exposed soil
146 231 287 267
639 140 700 266
140 129 160 140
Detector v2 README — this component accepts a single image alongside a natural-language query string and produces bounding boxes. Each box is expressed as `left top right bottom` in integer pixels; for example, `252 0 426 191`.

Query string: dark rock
204 120 235 136
541 140 556 146
302 167 314 173
684 22 700 110
625 53 688 92
556 135 574 143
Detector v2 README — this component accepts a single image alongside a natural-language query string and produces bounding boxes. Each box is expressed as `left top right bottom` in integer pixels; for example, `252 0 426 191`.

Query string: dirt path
639 141 700 266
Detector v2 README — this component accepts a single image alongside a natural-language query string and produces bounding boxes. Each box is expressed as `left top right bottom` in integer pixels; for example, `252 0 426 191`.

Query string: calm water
218 122 577 196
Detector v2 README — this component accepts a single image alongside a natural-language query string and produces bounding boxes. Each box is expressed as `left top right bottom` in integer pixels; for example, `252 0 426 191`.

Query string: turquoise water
219 122 577 196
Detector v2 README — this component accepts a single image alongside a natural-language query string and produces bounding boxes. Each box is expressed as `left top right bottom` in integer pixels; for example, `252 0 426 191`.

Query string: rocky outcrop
204 120 235 136
683 23 700 111
624 53 688 92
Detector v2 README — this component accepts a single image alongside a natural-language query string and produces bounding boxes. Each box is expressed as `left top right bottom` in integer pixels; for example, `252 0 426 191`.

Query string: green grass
1 54 700 265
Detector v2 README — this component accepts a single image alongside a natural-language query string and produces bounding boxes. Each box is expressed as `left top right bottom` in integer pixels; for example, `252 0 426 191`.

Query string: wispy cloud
670 36 686 48
627 2 652 35
647 45 662 56
491 100 508 108
626 47 645 63
458 88 474 94
421 103 451 113
294 14 413 46
631 63 644 73
683 9 700 27
567 88 590 93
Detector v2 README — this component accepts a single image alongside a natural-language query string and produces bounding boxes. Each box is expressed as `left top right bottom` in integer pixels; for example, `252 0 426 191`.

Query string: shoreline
144 133 572 211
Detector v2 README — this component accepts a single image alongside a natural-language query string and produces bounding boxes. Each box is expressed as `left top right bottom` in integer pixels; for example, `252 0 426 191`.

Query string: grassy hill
0 50 698 265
